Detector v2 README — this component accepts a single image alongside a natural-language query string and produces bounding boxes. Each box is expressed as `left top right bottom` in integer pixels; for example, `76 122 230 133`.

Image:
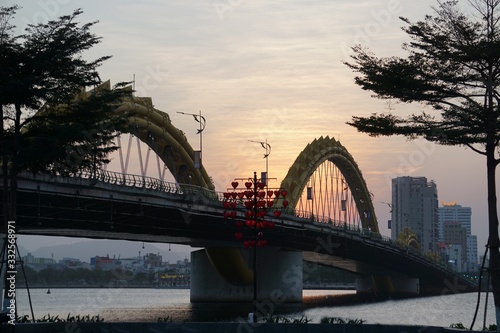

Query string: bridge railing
97 169 223 201
15 169 468 281
16 170 426 244
289 208 455 273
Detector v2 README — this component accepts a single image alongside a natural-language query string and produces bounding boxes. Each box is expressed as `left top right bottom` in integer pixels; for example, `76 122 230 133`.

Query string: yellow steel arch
279 136 379 232
113 91 253 284
114 97 214 190
59 80 213 189
40 82 247 284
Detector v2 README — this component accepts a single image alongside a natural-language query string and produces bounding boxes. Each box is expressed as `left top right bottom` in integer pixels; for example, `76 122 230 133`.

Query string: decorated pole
222 172 288 322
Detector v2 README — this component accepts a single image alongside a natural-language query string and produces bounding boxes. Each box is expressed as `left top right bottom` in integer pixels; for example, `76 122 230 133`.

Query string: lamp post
177 110 206 168
222 173 288 323
248 140 271 184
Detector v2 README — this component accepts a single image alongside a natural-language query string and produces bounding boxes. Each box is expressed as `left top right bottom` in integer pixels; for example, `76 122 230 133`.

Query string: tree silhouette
0 5 128 317
345 0 500 324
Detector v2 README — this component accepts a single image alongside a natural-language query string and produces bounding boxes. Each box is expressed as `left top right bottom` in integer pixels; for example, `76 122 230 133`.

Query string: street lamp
222 172 288 323
177 111 206 169
248 140 271 184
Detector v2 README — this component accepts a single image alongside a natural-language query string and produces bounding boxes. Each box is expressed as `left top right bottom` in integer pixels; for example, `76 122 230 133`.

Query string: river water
15 288 496 329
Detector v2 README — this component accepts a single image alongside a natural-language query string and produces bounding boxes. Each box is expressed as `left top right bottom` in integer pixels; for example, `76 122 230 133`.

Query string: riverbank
7 322 478 333
15 288 493 328
18 284 188 289
19 284 354 290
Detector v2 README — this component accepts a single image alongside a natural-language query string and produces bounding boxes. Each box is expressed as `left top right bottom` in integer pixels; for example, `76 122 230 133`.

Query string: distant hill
17 239 193 263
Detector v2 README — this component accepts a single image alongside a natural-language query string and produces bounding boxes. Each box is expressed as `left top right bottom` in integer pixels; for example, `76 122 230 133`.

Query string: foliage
15 315 31 323
344 0 500 145
344 0 500 319
449 322 498 331
66 314 104 323
291 316 312 324
262 315 311 324
320 317 366 324
15 266 155 286
449 322 466 329
16 313 104 323
17 81 130 175
262 314 288 323
0 5 130 224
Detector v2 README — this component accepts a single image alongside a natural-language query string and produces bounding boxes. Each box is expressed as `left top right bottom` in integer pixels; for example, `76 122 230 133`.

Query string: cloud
13 0 492 251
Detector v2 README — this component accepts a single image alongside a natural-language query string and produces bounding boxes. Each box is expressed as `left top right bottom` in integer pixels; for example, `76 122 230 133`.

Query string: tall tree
344 0 500 326
0 6 128 319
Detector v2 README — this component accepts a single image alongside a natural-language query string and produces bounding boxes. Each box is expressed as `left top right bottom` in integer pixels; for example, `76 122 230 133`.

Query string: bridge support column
355 262 419 298
190 248 302 303
355 275 419 297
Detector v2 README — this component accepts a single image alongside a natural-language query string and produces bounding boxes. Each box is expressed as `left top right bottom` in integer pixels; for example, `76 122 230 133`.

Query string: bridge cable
470 242 490 330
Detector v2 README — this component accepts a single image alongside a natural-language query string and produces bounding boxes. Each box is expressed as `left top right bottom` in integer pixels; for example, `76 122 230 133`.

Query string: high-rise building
443 221 467 271
391 176 439 253
445 244 464 272
438 201 472 239
438 202 478 271
468 235 478 271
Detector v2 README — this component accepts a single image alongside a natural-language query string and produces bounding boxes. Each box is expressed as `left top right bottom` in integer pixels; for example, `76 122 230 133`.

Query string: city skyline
12 0 495 251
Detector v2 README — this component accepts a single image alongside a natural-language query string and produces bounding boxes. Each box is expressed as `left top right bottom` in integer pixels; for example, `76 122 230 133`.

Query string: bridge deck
1 171 478 295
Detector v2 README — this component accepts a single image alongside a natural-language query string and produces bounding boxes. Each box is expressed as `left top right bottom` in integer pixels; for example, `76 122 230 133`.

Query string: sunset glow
14 0 497 249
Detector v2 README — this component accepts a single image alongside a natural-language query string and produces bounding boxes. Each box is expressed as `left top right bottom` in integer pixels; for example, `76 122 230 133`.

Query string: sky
11 0 496 256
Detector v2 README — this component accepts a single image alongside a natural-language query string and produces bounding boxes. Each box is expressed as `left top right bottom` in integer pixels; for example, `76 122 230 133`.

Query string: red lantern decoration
225 176 288 249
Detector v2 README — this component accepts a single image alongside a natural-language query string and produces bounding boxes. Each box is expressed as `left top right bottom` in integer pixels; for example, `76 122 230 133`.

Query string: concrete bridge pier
190 247 303 303
355 262 419 298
